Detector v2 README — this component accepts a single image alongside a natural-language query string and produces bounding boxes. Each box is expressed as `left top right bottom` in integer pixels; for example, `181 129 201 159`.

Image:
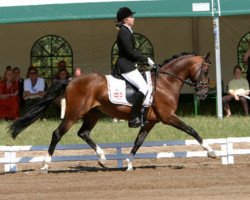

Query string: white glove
147 57 155 67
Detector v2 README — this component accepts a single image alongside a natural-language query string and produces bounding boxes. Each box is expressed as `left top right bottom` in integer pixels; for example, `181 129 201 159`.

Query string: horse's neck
163 58 192 81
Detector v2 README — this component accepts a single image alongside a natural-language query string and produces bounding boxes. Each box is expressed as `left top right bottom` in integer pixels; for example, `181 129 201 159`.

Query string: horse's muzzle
196 86 208 100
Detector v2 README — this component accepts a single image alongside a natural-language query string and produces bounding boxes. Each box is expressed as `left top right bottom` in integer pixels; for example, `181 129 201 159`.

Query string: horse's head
159 52 211 100
189 52 211 100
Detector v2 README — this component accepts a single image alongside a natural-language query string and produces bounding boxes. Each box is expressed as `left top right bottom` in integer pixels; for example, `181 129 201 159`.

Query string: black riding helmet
116 7 136 23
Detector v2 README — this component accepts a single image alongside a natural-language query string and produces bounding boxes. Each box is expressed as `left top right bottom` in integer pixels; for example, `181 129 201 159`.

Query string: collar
123 24 133 33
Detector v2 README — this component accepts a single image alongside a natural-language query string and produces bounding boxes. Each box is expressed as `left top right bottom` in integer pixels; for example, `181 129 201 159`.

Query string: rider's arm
118 28 147 63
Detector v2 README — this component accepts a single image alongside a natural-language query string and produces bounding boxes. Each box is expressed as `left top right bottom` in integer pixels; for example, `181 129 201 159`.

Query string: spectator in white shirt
23 66 46 111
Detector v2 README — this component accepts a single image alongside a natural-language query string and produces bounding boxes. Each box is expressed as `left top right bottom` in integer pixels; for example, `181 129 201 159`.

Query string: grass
1 115 250 146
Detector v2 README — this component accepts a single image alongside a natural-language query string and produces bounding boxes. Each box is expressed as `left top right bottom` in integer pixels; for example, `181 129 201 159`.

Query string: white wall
0 16 249 93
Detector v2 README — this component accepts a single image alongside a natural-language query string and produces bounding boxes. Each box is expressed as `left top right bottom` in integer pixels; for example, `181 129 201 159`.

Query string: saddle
106 71 153 107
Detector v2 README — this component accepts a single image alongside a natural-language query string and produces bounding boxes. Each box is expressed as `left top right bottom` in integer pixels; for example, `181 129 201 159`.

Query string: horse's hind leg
126 123 155 171
41 119 76 171
166 114 216 158
77 109 106 167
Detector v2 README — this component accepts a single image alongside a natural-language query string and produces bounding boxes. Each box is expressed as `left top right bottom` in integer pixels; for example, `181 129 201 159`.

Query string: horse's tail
9 81 68 139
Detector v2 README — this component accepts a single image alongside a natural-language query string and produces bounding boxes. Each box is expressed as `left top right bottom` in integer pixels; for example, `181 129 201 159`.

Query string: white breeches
122 69 148 96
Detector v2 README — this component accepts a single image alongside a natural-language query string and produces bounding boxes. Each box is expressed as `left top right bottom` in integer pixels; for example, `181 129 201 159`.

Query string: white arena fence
1 137 250 173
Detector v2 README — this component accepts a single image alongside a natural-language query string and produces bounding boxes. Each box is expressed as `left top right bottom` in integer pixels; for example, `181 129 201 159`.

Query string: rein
159 70 195 86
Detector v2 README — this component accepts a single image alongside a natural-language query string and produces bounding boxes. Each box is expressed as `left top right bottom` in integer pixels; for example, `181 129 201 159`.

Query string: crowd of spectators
0 61 83 120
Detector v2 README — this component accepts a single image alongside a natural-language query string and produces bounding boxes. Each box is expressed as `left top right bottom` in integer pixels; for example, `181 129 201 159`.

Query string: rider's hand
147 57 155 67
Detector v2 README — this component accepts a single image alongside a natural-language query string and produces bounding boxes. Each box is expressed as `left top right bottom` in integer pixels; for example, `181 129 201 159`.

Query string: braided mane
161 52 197 66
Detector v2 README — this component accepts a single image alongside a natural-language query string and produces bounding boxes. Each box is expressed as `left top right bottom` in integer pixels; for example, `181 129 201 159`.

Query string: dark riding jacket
116 25 147 74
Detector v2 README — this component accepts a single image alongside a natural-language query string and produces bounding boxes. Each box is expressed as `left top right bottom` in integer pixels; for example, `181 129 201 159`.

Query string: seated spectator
54 67 81 119
23 66 46 111
53 60 67 80
73 67 82 78
13 67 25 107
53 68 71 119
0 69 19 120
54 68 71 84
6 65 12 71
222 66 249 117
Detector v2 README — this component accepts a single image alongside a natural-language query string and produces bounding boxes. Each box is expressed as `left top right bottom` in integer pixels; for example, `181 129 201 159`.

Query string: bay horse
9 52 216 171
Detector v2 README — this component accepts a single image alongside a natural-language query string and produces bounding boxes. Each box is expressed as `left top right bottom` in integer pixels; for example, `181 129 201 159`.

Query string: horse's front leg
126 123 155 171
165 114 216 158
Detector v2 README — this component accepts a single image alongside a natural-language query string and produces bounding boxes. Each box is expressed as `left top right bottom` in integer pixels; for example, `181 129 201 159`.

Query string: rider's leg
129 91 145 127
122 69 148 127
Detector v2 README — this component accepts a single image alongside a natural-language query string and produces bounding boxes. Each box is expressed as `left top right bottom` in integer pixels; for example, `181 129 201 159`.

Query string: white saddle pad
106 72 153 107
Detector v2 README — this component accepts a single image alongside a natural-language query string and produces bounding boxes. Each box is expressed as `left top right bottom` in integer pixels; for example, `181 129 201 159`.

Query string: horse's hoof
125 158 133 171
126 165 133 171
98 160 106 168
98 156 107 168
96 146 106 167
41 164 49 171
208 151 217 158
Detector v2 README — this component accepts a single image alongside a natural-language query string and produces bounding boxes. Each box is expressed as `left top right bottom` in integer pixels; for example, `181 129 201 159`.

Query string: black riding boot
129 91 145 128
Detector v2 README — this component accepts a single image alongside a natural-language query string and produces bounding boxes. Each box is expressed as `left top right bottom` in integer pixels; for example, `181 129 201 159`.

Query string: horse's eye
203 71 208 75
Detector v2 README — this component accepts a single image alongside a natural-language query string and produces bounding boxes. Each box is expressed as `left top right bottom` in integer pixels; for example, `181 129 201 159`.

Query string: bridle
155 60 210 89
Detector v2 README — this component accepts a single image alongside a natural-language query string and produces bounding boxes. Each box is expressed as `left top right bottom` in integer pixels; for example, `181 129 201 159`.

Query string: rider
115 7 155 128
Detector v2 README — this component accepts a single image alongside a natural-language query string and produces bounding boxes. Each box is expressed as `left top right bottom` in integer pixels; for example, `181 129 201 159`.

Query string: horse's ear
204 52 210 61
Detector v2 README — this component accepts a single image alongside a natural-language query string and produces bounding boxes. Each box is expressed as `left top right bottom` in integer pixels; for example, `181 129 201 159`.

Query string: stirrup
140 114 148 127
140 118 149 127
128 117 141 128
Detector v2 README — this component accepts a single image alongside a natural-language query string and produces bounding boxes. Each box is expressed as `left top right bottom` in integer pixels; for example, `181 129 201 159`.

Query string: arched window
30 35 73 83
237 32 250 72
111 33 154 70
